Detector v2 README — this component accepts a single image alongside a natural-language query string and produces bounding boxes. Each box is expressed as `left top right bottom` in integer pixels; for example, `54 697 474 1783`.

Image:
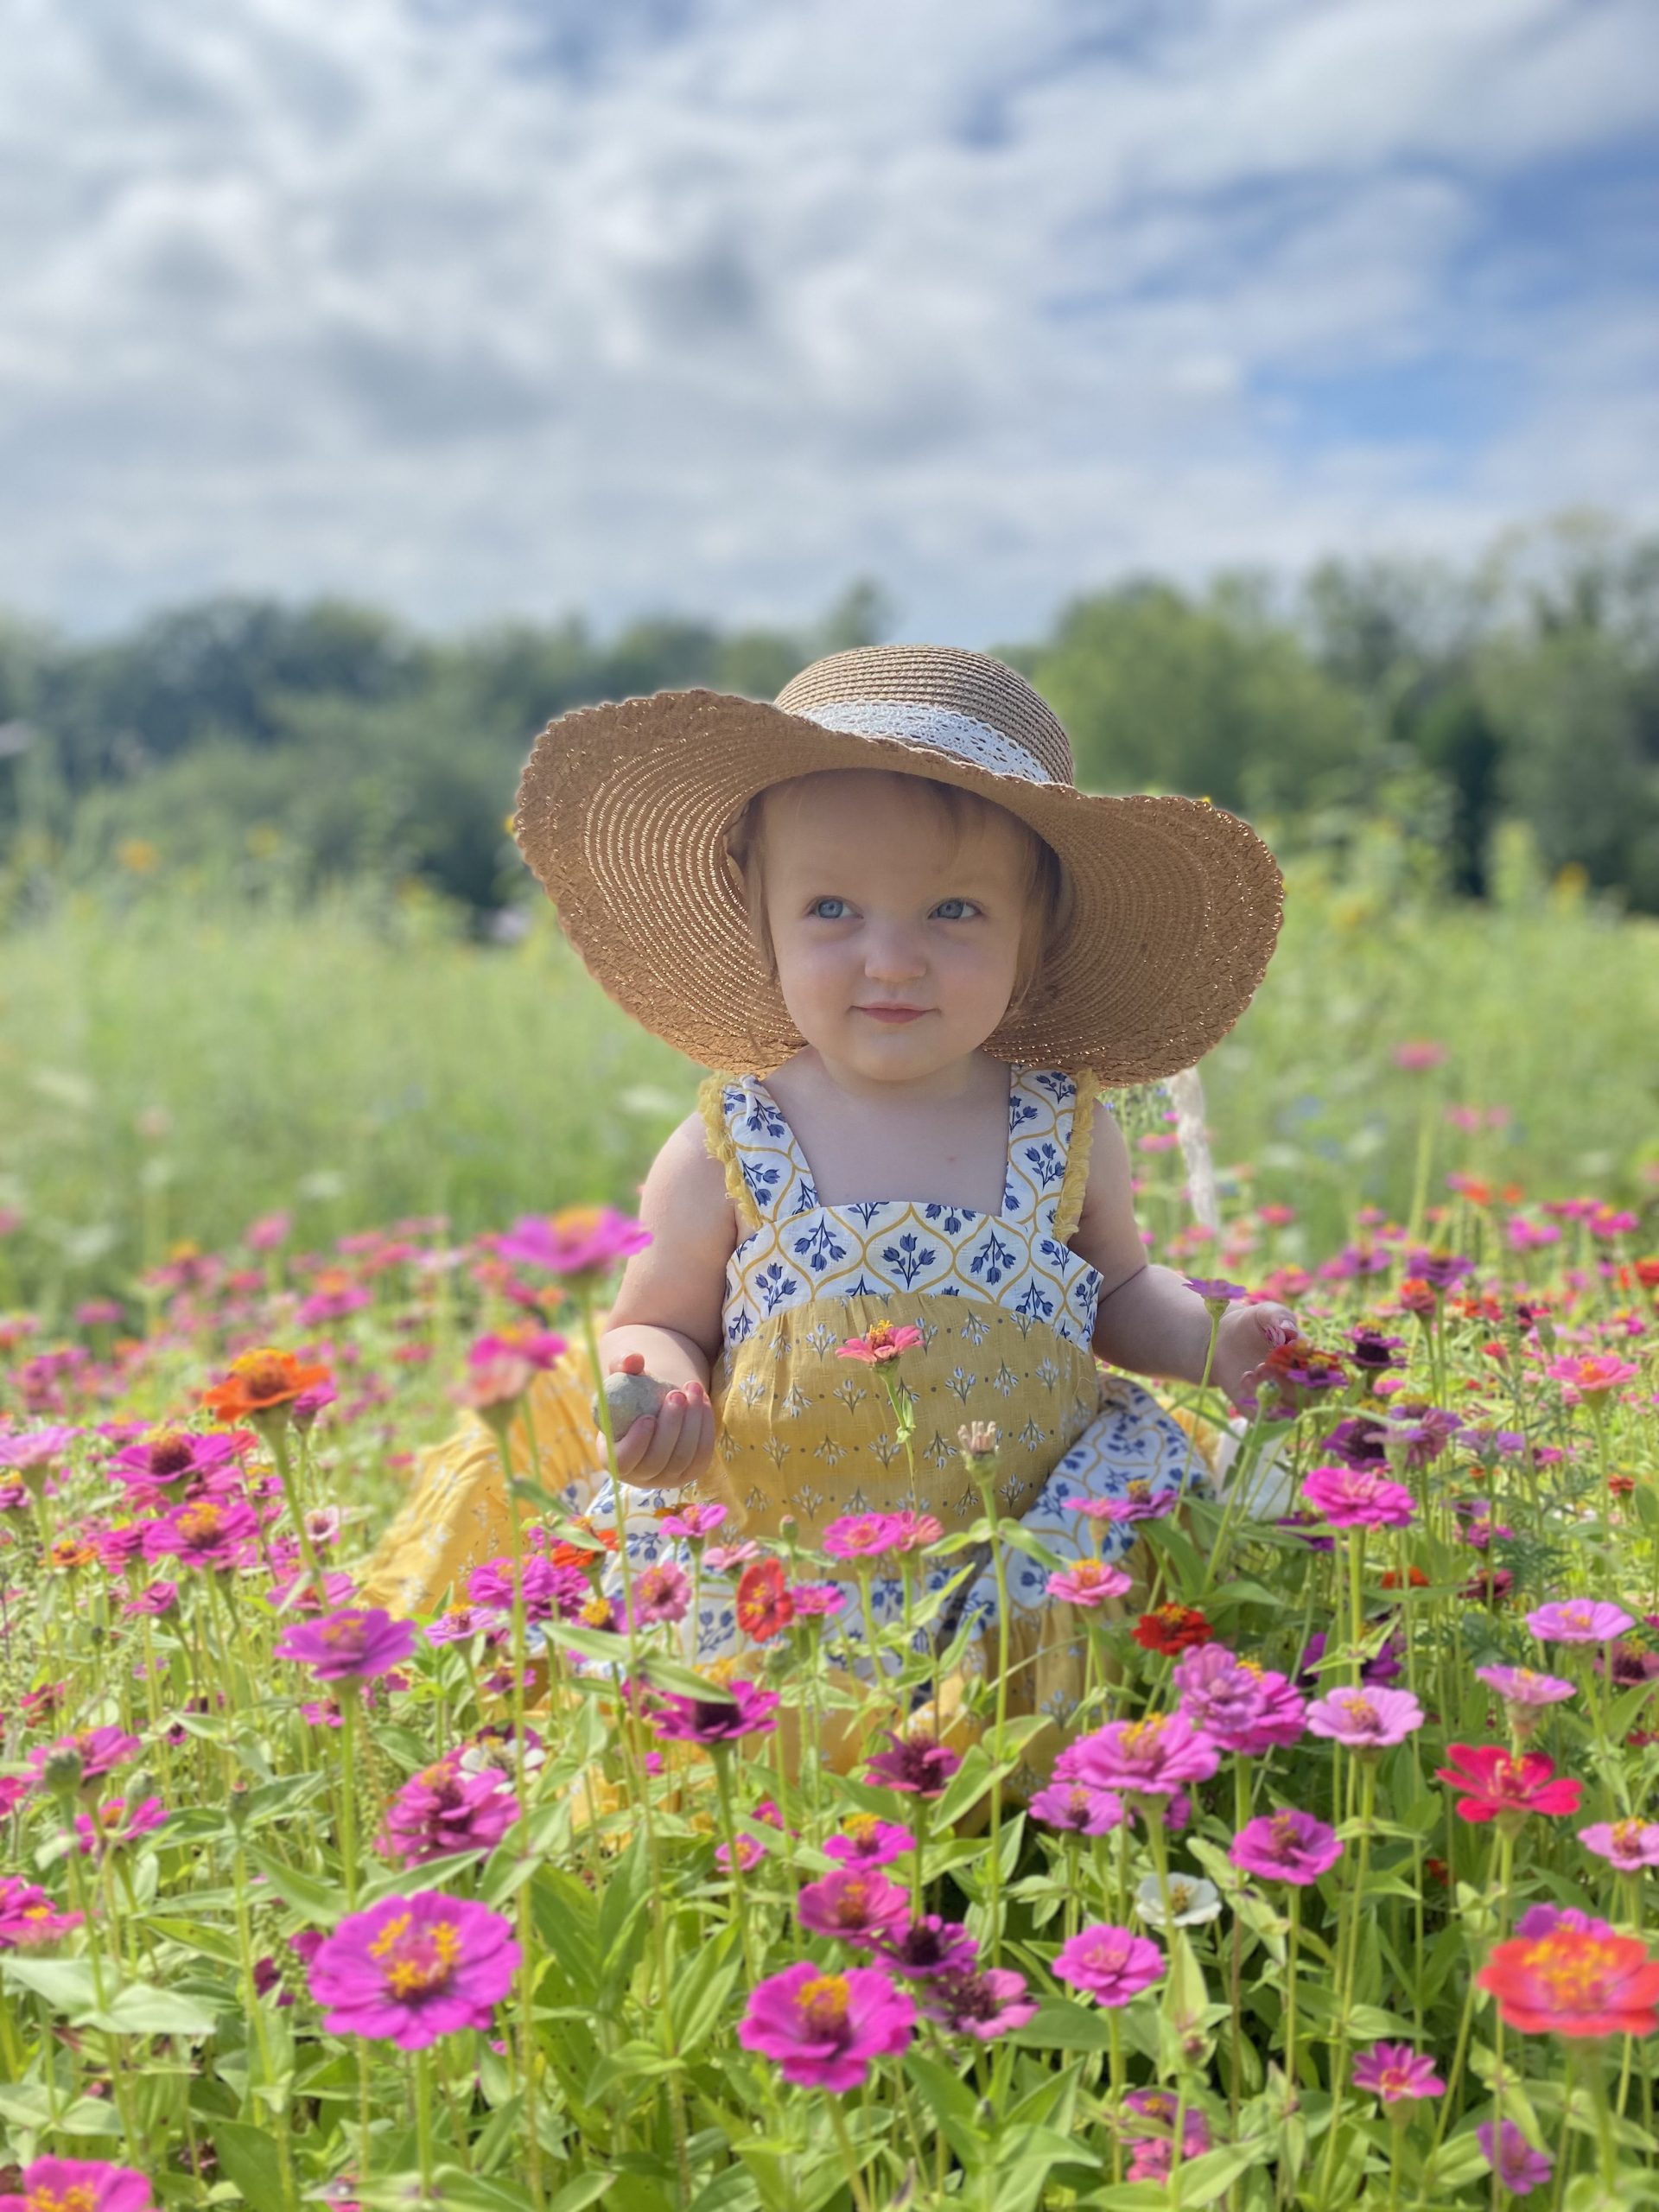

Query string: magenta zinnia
795 1868 912 1946
1064 1712 1219 1799
647 1681 780 1744
307 1891 520 2049
1526 1598 1637 1643
0 2158 157 2212
376 1757 521 1866
738 1961 915 2089
1230 1808 1343 1885
275 1607 417 1682
1300 1465 1416 1529
1351 2042 1445 2102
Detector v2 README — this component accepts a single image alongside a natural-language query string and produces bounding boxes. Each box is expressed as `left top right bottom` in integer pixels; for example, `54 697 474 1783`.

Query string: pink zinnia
864 1729 961 1798
27 1726 141 1796
1300 1465 1415 1530
1065 1712 1219 1800
307 1891 521 2049
1580 1819 1659 1871
822 1512 906 1560
1046 1559 1132 1606
874 1916 979 1980
1546 1353 1639 1402
106 1427 239 1492
824 1815 916 1868
493 1208 651 1278
1434 1745 1583 1825
1527 1599 1637 1643
796 1869 912 1947
376 1757 520 1866
275 1607 417 1682
738 1961 915 2088
1052 1923 1164 2005
0 1878 83 1948
659 1502 728 1541
885 1510 944 1552
1230 1808 1343 1885
1028 1781 1126 1834
1351 2043 1445 2103
627 1560 690 1625
74 1796 168 1857
0 2158 156 2212
1305 1686 1424 1750
1476 1664 1576 1709
835 1324 924 1367
919 1966 1038 2040
1065 1481 1179 1524
142 1496 260 1570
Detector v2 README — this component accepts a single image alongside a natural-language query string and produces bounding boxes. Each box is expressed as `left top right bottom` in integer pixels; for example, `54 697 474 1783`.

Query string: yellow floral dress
364 1065 1219 1796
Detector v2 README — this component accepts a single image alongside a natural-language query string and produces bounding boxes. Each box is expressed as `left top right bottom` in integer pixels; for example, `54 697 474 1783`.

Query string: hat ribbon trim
798 698 1053 785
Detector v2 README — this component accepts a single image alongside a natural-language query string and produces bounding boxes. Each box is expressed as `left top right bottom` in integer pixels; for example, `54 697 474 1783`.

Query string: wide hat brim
512 688 1285 1084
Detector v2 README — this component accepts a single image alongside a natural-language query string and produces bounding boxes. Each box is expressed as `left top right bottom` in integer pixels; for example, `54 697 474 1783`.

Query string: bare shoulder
642 1110 740 1255
1069 1094 1147 1296
605 1110 739 1358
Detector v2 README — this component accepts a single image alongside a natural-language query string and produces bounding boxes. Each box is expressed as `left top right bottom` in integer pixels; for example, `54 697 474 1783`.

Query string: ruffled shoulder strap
696 1073 765 1236
1052 1069 1107 1243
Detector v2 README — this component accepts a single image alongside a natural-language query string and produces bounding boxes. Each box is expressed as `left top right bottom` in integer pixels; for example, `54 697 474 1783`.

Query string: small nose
863 919 927 984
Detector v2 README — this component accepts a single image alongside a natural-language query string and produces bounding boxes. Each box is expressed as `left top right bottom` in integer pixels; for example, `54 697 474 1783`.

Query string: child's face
758 771 1031 1082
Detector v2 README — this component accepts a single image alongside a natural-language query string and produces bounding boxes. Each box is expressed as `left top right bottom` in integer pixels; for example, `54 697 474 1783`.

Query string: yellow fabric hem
696 1071 763 1234
1052 1067 1102 1243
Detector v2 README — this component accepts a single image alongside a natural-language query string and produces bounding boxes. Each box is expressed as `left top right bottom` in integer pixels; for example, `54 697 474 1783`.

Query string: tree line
1 512 1655 922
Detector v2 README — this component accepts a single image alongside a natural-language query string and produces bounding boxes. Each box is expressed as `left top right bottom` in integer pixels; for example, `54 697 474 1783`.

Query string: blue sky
0 0 1655 643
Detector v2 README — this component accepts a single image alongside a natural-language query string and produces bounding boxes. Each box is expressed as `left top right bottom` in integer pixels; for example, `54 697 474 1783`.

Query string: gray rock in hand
593 1368 670 1436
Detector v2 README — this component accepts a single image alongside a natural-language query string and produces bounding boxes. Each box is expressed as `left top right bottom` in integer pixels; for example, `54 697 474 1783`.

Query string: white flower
1135 1872 1222 1928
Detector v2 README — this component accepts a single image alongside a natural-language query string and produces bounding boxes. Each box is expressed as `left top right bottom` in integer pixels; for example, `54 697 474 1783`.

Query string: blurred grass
1 820 1656 1321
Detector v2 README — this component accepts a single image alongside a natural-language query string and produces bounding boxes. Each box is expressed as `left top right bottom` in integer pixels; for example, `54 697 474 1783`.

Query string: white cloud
0 0 1653 641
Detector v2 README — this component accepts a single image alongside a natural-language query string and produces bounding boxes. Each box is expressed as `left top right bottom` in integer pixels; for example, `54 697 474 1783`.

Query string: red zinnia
1478 1923 1659 2038
1434 1745 1583 1826
735 1559 796 1643
1131 1605 1214 1656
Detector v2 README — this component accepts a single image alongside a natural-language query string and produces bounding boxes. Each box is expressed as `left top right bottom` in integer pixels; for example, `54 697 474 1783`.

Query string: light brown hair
724 770 1069 1018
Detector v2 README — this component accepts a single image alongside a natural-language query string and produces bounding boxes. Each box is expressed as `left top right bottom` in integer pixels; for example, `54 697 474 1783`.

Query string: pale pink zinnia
1305 1686 1424 1750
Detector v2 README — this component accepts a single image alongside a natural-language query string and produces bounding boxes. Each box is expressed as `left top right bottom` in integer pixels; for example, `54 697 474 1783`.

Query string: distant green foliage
1 515 1656 921
1 839 1653 1325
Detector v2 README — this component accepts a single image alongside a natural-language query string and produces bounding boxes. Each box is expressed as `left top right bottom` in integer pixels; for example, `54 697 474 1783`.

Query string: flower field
1 1095 1658 2207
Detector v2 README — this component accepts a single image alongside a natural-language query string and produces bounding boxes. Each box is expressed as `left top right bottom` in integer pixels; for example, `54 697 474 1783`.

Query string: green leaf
1159 2140 1274 2206
1010 1999 1116 2051
245 1847 346 1926
213 2120 289 2207
1 1956 99 2012
545 2179 618 2212
904 2047 986 2169
636 1651 738 1704
0 2085 123 2137
86 1983 219 2037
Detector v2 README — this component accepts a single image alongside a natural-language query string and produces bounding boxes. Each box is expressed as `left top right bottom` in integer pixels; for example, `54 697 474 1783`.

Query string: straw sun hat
512 644 1284 1084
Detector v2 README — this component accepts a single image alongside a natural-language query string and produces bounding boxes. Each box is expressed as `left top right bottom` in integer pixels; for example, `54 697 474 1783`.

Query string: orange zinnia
200 1346 331 1424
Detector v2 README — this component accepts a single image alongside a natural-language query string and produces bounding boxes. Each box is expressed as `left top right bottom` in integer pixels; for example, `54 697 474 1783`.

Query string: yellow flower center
1525 1931 1618 2010
370 1910 462 1998
797 1973 850 2033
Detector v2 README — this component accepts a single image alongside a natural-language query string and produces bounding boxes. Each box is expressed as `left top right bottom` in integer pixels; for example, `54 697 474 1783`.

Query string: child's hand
1210 1300 1300 1414
603 1352 716 1488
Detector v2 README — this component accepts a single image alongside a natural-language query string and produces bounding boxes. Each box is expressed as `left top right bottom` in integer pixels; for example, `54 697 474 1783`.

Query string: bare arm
598 1109 737 1485
1068 1099 1300 1406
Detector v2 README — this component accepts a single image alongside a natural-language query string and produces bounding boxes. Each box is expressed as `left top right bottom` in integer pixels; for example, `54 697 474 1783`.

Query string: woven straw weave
512 645 1285 1083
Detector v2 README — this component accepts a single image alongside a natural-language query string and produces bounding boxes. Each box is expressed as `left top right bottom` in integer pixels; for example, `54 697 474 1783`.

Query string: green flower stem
575 1291 692 2212
826 2095 875 2212
1316 1758 1376 2207
414 2047 436 2202
232 1841 299 2212
337 1686 361 1910
709 1742 760 1986
484 1397 548 2209
262 1414 331 1610
973 1460 1014 1971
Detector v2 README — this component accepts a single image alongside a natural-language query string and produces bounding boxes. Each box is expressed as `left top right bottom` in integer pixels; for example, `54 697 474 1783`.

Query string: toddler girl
372 644 1290 1796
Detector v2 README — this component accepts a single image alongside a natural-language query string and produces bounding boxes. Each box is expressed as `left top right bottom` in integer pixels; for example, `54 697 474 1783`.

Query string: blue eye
932 898 980 920
810 897 849 920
